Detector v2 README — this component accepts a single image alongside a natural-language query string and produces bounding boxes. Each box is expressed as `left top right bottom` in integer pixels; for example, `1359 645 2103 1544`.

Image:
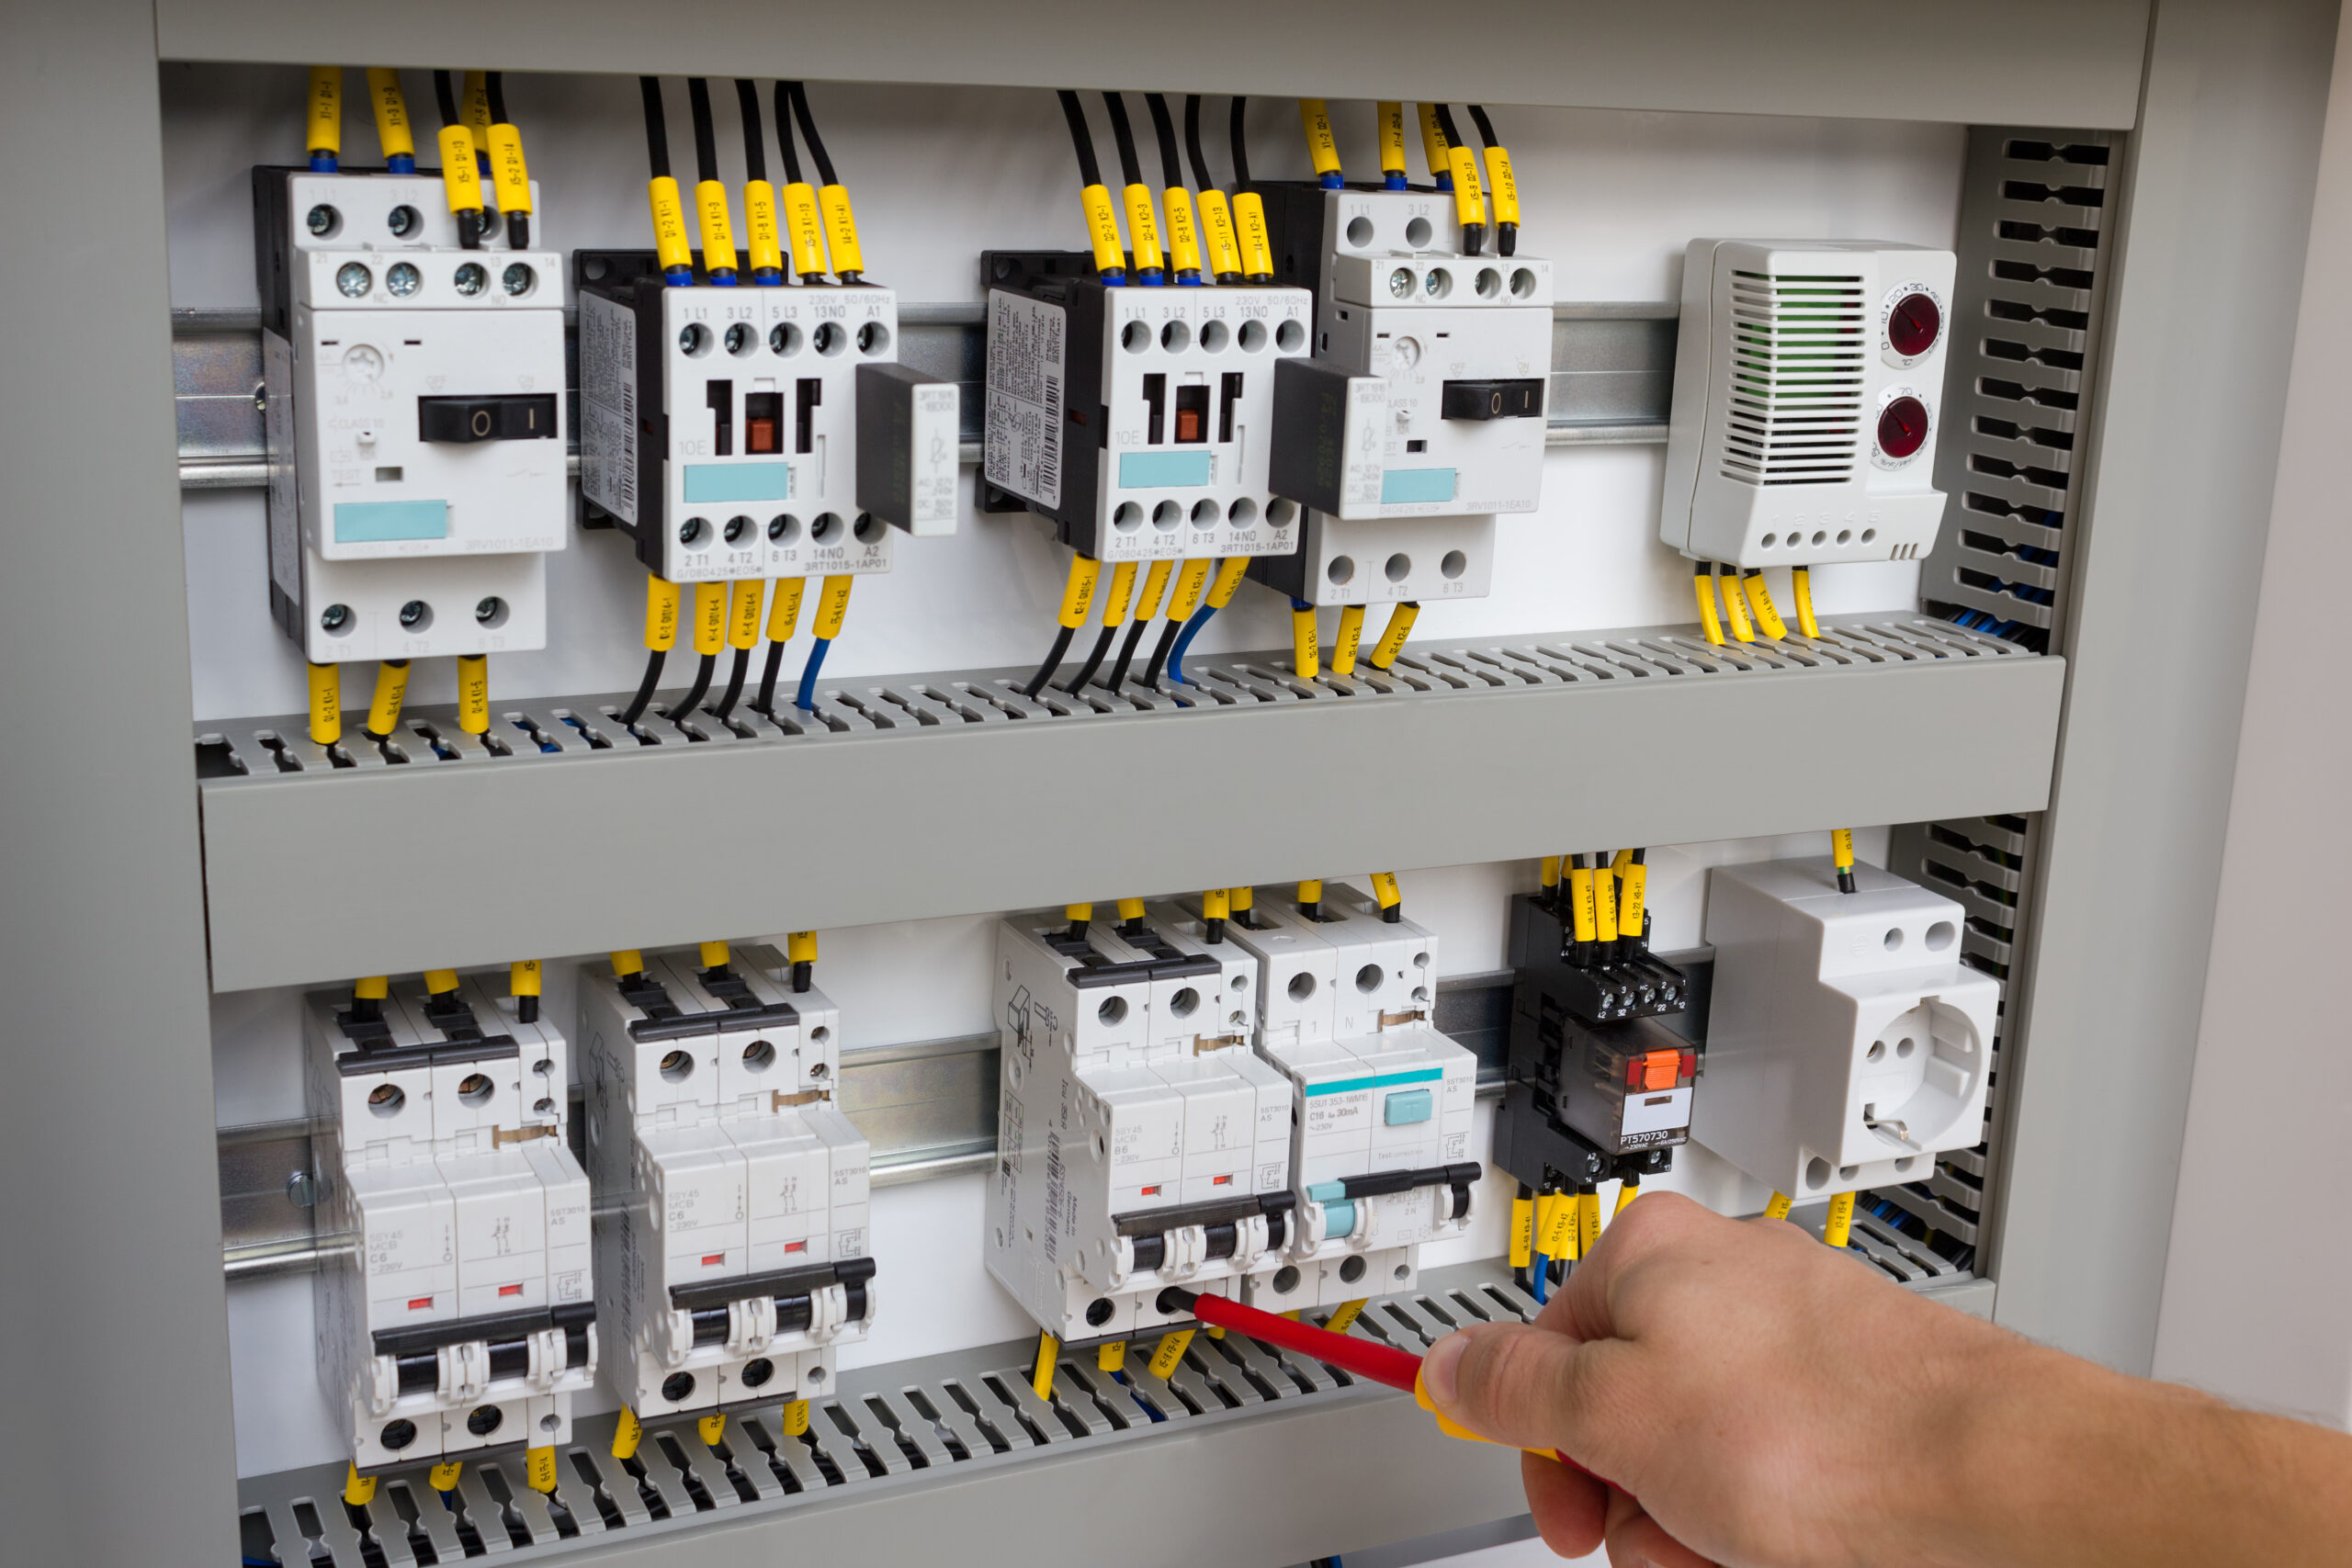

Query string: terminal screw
319 604 352 632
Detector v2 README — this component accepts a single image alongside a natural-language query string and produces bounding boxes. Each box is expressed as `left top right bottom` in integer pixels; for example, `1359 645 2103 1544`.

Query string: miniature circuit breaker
1494 888 1698 1198
978 251 1314 565
987 906 1295 1348
1691 858 1998 1201
1221 886 1480 1310
578 945 874 1423
254 168 567 663
577 252 959 584
303 973 595 1475
1253 184 1554 607
1659 240 1957 568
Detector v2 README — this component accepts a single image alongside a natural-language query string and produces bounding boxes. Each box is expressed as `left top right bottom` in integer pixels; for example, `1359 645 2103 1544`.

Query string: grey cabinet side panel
0 11 237 1565
1991 0 2342 1373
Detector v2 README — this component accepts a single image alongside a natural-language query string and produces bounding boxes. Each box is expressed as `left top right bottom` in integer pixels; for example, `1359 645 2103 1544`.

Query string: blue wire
795 636 833 712
1531 1251 1549 1303
1165 602 1217 684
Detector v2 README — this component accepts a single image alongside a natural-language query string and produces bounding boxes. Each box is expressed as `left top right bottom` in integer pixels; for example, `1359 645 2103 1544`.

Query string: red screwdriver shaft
1160 1287 1423 1391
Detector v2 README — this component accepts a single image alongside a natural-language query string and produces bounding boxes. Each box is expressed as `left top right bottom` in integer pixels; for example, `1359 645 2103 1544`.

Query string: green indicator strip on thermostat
684 463 794 503
1300 1067 1446 1098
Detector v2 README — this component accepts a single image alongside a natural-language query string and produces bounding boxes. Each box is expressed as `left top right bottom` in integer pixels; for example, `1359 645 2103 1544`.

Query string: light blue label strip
684 463 794 503
1301 1066 1445 1098
1380 467 1457 504
333 499 448 543
1118 449 1215 489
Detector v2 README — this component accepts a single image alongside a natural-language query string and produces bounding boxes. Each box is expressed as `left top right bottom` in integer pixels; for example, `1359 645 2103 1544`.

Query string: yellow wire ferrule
610 950 646 979
510 960 541 999
1765 1191 1793 1221
1327 1299 1367 1334
1825 1190 1856 1249
1201 888 1232 922
1693 563 1725 646
424 968 460 997
1230 886 1254 918
1197 188 1243 278
1122 184 1165 276
1369 602 1419 669
307 67 342 162
343 1462 376 1506
1101 560 1139 626
355 976 390 1001
1377 102 1408 185
1299 99 1342 185
1611 849 1634 874
1080 183 1126 277
1416 105 1451 185
1291 604 1320 678
1057 554 1103 629
1509 1193 1534 1268
781 1399 811 1436
1133 558 1175 621
648 176 694 276
1296 879 1324 908
1716 566 1756 643
611 1407 643 1460
1832 829 1857 874
1205 556 1249 610
1446 143 1486 230
1148 1330 1193 1380
1792 566 1822 638
1167 558 1212 621
1537 1191 1574 1258
786 931 818 965
699 940 729 972
1031 1331 1059 1401
1233 191 1275 281
1331 604 1365 675
456 653 489 734
488 123 531 217
1116 897 1146 922
306 661 342 746
1620 863 1648 937
365 659 409 738
691 581 728 658
644 574 682 651
728 578 763 651
1614 1179 1640 1217
783 182 826 278
819 184 864 276
366 69 414 164
436 125 483 216
1371 872 1402 913
813 575 853 639
1592 863 1620 944
697 1412 727 1447
1577 1190 1602 1255
1568 863 1599 943
1539 855 1561 891
766 577 806 641
460 72 492 159
1742 570 1789 639
1065 903 1094 930
1162 186 1203 276
695 178 738 275
1482 144 1521 227
525 1447 558 1495
742 180 784 276
1096 1341 1125 1372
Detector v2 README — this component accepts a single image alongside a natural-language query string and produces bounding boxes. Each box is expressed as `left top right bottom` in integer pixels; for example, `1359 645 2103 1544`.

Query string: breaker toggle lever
418 393 560 443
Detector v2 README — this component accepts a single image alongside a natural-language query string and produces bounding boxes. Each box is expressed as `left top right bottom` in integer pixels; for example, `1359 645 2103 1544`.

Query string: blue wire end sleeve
1165 601 1218 684
795 636 832 712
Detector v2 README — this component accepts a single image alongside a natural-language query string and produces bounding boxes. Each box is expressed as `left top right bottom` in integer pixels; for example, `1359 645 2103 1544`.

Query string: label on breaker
985 289 1064 508
264 331 300 607
578 291 639 525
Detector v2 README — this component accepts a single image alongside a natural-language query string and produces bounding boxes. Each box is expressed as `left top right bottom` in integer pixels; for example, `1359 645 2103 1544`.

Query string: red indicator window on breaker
702 1254 727 1268
1140 1185 1161 1197
785 1240 807 1253
1213 1174 1232 1186
499 1283 524 1297
408 1297 434 1311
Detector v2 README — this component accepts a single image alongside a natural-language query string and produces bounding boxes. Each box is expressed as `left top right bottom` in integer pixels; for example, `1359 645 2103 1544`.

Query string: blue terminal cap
310 152 339 174
1384 172 1408 191
386 153 416 175
1137 268 1166 287
1176 271 1204 287
1319 172 1345 190
1101 268 1127 287
662 266 695 287
1432 172 1453 191
752 269 785 286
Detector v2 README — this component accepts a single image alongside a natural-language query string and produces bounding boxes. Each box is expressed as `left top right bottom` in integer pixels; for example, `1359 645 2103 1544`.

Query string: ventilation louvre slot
1718 270 1867 486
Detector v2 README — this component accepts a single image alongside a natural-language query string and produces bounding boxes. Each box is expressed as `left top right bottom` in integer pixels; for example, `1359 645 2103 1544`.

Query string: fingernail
1423 1330 1469 1405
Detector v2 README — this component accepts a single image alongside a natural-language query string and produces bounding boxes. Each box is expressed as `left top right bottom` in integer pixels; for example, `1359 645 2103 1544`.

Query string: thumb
1422 1320 1634 1463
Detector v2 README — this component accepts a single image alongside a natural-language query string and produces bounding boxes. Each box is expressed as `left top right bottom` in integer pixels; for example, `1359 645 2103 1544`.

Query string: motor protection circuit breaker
1659 240 1958 568
978 252 1315 566
303 972 596 1475
1220 886 1480 1311
1253 184 1555 608
1495 889 1699 1199
577 252 960 584
254 168 568 663
578 945 875 1423
1691 858 1998 1201
987 906 1295 1348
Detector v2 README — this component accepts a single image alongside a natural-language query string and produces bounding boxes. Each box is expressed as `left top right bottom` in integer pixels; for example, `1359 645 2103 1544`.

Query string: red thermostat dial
1878 396 1930 459
1887 292 1941 358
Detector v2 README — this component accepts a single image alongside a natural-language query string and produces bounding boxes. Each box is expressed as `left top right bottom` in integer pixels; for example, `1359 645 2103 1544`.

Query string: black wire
619 648 665 728
1467 104 1516 255
1431 104 1470 159
734 80 767 183
1140 619 1182 689
1023 626 1076 699
1062 626 1116 694
485 72 510 125
786 83 838 186
686 78 720 185
1466 103 1500 150
1228 96 1251 188
1182 95 1217 191
1105 617 1151 690
1102 93 1145 189
674 652 718 726
1431 105 1486 254
713 647 752 722
756 639 788 715
1057 90 1103 188
433 70 460 129
639 77 672 181
1143 94 1184 189
771 82 806 185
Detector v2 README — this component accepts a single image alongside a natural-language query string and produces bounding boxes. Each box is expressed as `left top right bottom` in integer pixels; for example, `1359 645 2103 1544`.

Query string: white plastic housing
1291 511 1495 607
1690 857 1999 1201
1660 239 1956 568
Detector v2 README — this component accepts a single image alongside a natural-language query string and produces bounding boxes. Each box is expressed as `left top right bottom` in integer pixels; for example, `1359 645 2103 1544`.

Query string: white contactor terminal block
577 252 959 584
980 251 1314 565
1221 885 1481 1310
254 169 567 663
1255 184 1554 607
1660 240 1957 568
987 906 1295 1348
304 973 595 1476
578 945 874 1424
1691 857 1999 1201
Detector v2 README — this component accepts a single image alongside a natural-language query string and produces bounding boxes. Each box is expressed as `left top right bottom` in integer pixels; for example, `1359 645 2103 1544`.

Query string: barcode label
984 288 1066 509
